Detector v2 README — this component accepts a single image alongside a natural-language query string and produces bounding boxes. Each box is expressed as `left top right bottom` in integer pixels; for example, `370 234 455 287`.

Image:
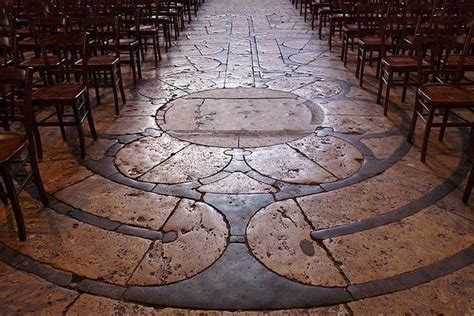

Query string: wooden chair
135 1 162 67
354 3 390 87
0 67 49 241
407 27 474 163
114 5 142 87
18 16 67 80
376 16 421 115
80 16 126 115
32 33 97 159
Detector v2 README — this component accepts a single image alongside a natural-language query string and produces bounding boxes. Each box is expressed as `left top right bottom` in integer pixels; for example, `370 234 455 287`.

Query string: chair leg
92 71 101 104
0 183 8 205
85 96 97 141
359 49 366 87
117 65 126 105
439 109 449 142
401 72 409 103
328 21 333 51
55 105 67 141
110 70 120 116
73 101 87 160
463 163 474 203
27 142 48 207
463 129 474 203
130 48 137 87
355 47 362 79
32 120 43 161
136 47 142 80
421 106 436 163
1 166 26 241
383 71 393 116
376 69 385 105
407 94 421 144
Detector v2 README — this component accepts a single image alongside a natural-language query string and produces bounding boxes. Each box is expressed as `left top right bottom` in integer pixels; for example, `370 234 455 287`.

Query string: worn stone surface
160 88 323 148
289 135 362 179
55 175 179 230
297 148 457 230
115 134 189 178
0 262 78 315
325 205 474 284
361 135 405 160
140 144 231 183
199 172 277 194
247 200 346 287
349 265 474 315
128 199 228 285
1 0 472 312
1 206 150 285
68 294 350 315
246 144 337 184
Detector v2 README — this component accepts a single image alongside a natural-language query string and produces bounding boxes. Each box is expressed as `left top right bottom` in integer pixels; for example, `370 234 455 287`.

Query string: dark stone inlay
152 182 202 200
116 225 164 241
117 134 144 144
85 157 119 178
1 239 472 310
162 231 178 243
109 173 156 192
78 279 126 300
229 235 246 243
50 202 161 241
16 257 73 287
203 193 275 236
312 153 469 241
348 246 474 300
124 244 352 310
105 142 125 157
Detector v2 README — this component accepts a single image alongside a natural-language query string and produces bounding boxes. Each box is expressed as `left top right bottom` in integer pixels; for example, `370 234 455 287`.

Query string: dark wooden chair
407 27 474 163
114 5 142 87
32 32 97 159
80 16 126 115
376 16 421 115
135 2 162 67
0 67 48 241
354 3 390 87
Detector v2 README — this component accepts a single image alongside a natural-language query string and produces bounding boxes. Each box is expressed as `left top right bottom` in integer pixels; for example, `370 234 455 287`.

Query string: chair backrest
415 25 473 85
355 3 390 35
82 16 120 58
0 68 34 137
0 13 18 68
116 6 141 39
380 16 420 56
38 32 89 85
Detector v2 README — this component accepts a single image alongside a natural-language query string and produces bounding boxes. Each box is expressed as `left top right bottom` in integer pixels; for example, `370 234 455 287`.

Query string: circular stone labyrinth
158 87 325 148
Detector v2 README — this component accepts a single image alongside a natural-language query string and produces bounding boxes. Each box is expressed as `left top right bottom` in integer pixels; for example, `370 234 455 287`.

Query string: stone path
0 0 473 314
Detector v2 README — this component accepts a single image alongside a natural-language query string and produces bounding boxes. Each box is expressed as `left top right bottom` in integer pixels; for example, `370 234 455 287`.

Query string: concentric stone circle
158 87 325 148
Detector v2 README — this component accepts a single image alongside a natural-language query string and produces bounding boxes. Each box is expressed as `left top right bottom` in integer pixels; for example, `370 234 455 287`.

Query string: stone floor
1 0 473 314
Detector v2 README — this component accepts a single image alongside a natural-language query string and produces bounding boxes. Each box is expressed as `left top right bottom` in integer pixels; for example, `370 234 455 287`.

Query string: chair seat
419 84 474 106
33 83 86 102
18 37 36 47
343 24 360 32
359 37 386 47
0 132 27 163
139 26 159 33
76 55 119 67
108 39 139 48
444 55 474 69
382 56 429 69
17 28 31 37
19 57 61 69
